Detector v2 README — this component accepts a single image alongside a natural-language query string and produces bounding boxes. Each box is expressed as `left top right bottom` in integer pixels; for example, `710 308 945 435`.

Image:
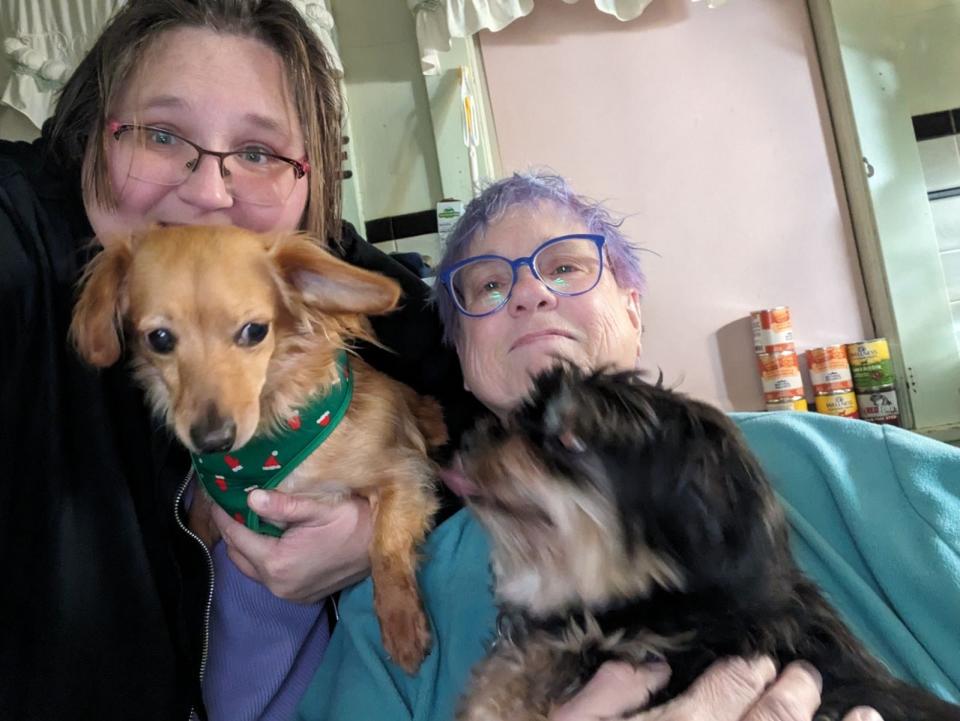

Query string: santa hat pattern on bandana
189 350 353 538
262 450 281 471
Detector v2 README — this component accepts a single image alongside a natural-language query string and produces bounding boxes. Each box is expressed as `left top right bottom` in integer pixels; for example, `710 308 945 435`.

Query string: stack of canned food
806 344 858 418
752 307 807 412
751 306 901 425
846 338 901 425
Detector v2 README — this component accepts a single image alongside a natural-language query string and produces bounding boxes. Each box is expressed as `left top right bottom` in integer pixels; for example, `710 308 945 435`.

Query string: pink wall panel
478 0 872 410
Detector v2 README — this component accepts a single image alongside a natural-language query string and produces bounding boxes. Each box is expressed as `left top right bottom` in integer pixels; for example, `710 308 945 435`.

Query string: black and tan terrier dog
457 366 960 721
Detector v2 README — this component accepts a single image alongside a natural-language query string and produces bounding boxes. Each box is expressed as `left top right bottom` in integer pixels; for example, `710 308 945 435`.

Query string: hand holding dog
211 490 372 604
549 658 883 721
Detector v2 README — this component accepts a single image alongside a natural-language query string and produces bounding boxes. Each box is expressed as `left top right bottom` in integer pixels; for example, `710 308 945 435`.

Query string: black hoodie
0 134 477 721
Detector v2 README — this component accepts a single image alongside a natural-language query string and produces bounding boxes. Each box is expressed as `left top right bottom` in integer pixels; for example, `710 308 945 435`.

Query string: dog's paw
380 597 432 674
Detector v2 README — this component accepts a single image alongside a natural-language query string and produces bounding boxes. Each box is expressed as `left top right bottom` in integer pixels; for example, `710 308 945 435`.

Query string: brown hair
50 0 343 242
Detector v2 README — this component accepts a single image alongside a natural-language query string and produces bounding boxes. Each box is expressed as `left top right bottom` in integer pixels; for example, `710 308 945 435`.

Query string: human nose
176 152 233 210
507 264 557 316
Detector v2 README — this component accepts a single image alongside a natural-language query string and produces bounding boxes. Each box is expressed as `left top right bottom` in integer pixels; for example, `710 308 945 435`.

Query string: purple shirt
202 540 331 721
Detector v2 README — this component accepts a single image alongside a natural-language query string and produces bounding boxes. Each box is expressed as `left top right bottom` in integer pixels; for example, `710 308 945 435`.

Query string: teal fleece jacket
298 412 960 721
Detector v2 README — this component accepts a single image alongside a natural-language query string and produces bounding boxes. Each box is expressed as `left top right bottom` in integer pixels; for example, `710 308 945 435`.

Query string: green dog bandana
190 351 353 537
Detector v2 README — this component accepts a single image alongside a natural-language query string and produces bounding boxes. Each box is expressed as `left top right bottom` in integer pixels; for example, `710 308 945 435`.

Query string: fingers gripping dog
70 225 446 673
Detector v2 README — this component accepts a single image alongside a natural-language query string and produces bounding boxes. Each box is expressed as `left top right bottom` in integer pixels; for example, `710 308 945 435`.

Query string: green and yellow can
845 338 895 391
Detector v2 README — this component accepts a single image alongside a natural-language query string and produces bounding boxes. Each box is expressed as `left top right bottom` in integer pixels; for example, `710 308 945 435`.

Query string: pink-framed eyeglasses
108 121 310 207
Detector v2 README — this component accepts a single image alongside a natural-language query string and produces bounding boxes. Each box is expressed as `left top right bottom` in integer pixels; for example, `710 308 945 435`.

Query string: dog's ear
69 235 133 367
539 366 589 453
269 234 401 316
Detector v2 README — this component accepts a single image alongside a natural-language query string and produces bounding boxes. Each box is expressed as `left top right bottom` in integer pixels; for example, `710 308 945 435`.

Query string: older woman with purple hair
435 172 646 420
298 172 959 720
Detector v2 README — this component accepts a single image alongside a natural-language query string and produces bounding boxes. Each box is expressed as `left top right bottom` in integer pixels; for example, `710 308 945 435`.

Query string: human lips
509 329 575 351
156 217 233 228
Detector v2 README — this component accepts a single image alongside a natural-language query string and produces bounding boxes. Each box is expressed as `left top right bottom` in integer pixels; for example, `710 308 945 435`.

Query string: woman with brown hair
0 1 472 719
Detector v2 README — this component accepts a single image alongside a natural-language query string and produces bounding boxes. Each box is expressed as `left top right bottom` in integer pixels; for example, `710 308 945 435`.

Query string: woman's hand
209 489 373 604
549 657 883 721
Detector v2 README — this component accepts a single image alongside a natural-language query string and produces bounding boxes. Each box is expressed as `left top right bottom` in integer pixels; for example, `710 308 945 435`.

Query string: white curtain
1 0 126 131
290 0 344 76
408 0 727 75
409 0 655 75
0 0 345 133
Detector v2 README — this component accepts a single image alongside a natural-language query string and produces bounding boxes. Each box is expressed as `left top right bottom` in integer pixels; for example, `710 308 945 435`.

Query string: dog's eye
236 322 269 347
146 328 177 354
558 430 587 454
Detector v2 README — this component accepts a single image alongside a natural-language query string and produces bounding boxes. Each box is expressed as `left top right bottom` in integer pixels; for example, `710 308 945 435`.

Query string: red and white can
856 386 901 425
751 307 795 354
758 351 805 402
806 345 854 394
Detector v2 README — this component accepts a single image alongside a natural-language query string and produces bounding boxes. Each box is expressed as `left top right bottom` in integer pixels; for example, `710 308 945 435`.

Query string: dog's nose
191 421 237 454
190 405 237 454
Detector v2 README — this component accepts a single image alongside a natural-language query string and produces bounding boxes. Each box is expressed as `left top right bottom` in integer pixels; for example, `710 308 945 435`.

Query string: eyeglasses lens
451 237 602 315
115 127 297 206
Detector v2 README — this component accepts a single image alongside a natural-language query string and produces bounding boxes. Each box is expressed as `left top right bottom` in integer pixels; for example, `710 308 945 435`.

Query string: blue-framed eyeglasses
440 234 606 318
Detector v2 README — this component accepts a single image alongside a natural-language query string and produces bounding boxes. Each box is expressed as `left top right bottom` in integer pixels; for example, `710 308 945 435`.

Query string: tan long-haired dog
70 225 446 673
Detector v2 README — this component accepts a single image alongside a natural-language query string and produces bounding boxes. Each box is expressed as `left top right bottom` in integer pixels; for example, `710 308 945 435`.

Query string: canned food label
751 314 764 354
764 307 791 330
752 308 795 354
807 346 853 392
846 340 892 388
815 369 848 382
846 338 891 364
814 391 859 418
760 336 795 354
765 397 808 412
851 364 895 390
758 352 804 401
856 389 900 423
810 372 853 393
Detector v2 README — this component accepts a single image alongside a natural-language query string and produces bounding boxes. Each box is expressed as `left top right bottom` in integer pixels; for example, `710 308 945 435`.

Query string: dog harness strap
190 351 353 537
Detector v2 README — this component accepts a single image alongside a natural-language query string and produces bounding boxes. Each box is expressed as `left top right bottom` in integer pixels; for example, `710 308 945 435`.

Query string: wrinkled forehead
467 200 589 258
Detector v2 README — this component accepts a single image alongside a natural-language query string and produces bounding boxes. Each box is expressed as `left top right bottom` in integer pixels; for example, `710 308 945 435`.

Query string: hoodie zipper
174 469 215 721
